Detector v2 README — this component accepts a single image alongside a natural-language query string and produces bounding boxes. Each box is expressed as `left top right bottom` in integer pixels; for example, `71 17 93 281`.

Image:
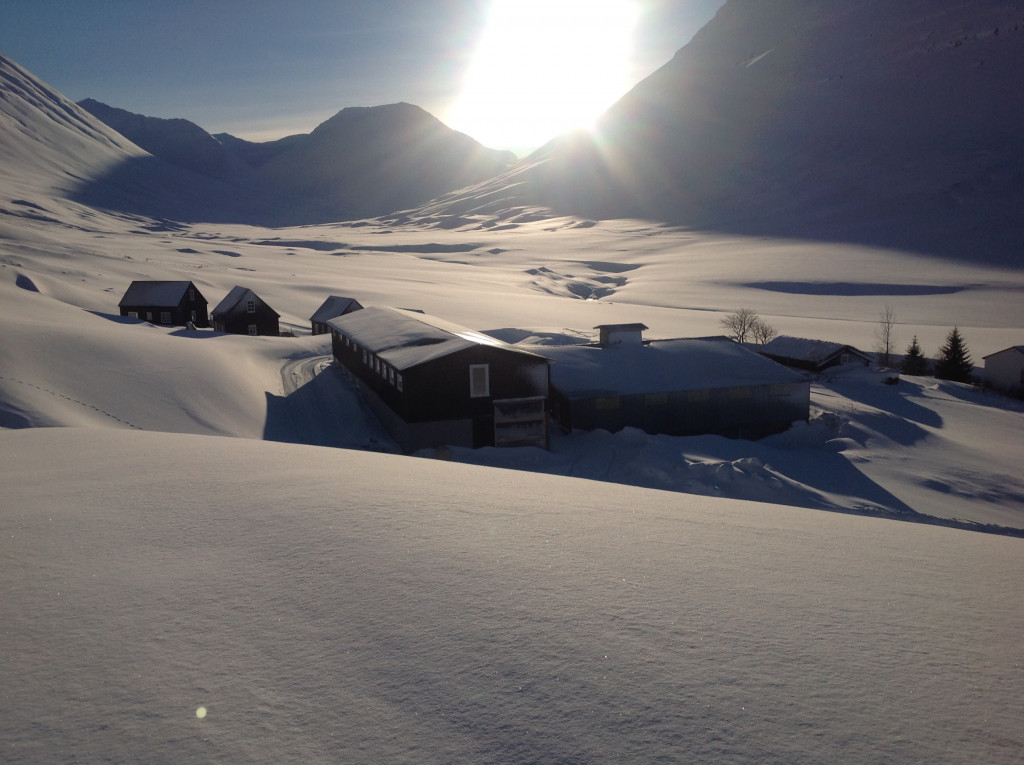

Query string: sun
447 0 638 154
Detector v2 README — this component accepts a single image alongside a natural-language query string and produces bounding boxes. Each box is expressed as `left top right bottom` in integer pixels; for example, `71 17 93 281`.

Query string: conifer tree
934 327 974 383
902 335 929 375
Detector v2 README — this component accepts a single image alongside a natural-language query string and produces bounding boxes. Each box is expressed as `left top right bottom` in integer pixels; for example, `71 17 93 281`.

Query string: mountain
0 53 268 223
77 98 250 182
77 97 516 224
414 0 1024 265
256 103 515 222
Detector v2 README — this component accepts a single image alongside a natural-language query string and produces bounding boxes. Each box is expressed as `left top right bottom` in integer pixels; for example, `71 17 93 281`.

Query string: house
118 280 209 327
211 286 280 336
983 346 1024 394
328 306 551 451
757 336 872 373
543 325 810 439
310 295 363 335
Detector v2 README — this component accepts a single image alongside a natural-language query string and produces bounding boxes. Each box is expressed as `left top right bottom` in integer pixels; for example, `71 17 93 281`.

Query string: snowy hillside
2 22 1024 763
3 428 1023 763
423 0 1024 265
78 96 515 224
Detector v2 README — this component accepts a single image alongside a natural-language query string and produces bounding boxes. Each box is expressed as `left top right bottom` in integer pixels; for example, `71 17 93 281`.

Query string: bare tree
874 305 897 368
720 308 761 343
750 318 778 345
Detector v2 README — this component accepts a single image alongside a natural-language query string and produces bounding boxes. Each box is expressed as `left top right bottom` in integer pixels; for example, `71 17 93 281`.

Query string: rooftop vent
594 323 648 347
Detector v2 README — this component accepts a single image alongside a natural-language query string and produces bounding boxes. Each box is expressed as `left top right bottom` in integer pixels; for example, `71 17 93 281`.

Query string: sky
0 0 725 156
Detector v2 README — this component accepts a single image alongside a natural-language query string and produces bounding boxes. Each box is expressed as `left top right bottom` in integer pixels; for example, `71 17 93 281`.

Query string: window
159 312 172 324
189 288 196 301
388 367 395 385
246 299 256 314
363 350 368 364
127 311 138 319
248 325 258 336
190 310 197 322
469 364 490 398
396 374 404 392
145 312 153 321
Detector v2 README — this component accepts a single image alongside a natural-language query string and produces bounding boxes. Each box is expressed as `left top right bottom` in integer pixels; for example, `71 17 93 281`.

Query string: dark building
757 336 872 373
211 286 280 336
118 280 209 327
543 326 810 439
310 295 362 335
329 306 551 451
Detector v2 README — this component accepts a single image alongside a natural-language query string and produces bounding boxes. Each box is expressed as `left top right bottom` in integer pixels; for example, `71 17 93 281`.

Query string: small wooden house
211 286 280 336
118 280 209 327
310 296 363 335
329 306 551 451
983 346 1024 394
758 336 871 373
543 327 810 439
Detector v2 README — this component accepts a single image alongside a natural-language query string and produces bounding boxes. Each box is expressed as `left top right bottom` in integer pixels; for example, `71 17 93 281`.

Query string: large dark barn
329 306 551 451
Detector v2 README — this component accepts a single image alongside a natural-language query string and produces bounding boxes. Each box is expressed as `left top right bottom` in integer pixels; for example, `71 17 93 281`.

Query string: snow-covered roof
541 337 806 398
982 345 1024 359
211 285 279 317
328 306 550 371
310 295 361 323
118 280 197 307
759 336 867 363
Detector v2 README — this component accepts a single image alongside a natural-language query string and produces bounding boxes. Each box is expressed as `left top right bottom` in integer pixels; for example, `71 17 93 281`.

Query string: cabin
983 346 1024 395
211 286 280 336
757 336 871 373
328 306 551 451
118 280 209 327
543 325 810 439
310 295 363 335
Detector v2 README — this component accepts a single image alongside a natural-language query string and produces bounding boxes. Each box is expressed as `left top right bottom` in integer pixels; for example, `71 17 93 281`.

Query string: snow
539 336 806 397
2 39 1024 765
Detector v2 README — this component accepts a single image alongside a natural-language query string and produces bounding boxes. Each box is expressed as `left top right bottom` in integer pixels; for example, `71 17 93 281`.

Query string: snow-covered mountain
3 21 1024 762
78 96 515 224
416 0 1024 265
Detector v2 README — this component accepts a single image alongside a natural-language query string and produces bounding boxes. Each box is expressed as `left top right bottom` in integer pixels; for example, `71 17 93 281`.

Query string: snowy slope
2 428 1022 763
2 40 1023 765
420 0 1024 265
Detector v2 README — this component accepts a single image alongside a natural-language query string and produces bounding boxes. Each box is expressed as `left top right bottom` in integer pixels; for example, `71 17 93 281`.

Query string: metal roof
211 285 280 318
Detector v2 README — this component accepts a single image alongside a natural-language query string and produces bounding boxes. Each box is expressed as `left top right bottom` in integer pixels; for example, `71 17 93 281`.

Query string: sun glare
448 0 638 153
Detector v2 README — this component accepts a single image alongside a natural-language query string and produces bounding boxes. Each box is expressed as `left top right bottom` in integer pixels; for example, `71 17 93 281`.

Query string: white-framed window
246 299 256 314
248 324 258 336
469 364 490 398
388 367 395 385
396 374 404 392
159 311 172 324
190 310 197 322
127 311 138 319
146 311 153 321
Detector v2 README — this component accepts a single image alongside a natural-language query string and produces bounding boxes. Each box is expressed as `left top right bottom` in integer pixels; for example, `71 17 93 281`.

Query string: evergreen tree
934 327 974 383
902 335 929 375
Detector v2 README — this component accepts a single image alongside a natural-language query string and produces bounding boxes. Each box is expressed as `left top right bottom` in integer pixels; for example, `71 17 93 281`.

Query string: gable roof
759 336 869 363
328 306 549 371
982 345 1024 360
310 295 362 323
211 285 280 318
540 336 806 398
118 280 200 308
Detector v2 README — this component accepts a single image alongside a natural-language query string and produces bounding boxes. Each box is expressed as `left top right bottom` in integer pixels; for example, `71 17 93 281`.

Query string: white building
983 346 1024 393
